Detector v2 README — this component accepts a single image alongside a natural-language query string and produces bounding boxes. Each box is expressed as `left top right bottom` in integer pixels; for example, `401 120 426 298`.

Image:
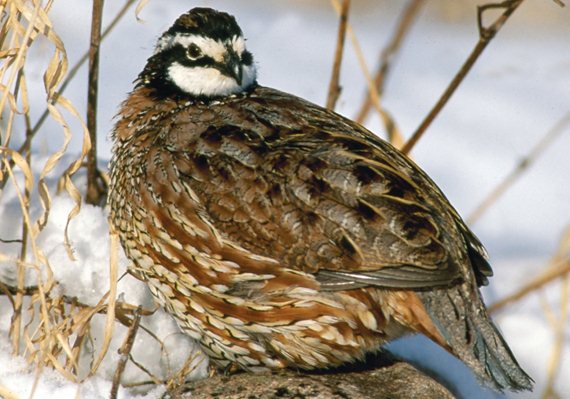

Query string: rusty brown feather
108 7 532 392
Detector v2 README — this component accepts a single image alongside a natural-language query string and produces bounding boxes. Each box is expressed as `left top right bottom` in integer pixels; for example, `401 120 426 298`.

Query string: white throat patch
167 62 256 97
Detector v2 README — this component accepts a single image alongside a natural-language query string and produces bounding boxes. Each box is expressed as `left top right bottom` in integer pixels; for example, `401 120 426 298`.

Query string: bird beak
224 51 243 85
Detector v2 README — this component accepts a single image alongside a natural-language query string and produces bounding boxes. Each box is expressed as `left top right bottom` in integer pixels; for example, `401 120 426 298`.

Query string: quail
108 7 533 392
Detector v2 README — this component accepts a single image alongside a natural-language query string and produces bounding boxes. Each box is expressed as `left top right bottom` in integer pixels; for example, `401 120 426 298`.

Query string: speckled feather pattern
109 85 531 390
108 7 532 392
109 86 440 369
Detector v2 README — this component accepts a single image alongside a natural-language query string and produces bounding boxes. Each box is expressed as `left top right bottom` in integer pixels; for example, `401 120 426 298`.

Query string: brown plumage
108 7 532 392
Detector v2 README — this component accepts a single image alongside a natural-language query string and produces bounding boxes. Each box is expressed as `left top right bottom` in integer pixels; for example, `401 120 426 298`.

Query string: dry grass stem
2 150 35 355
1 1 127 387
467 112 570 225
12 0 136 161
401 0 525 155
165 353 205 393
90 232 119 375
541 274 568 399
110 306 143 399
326 0 350 111
135 0 151 19
354 0 423 125
0 384 19 399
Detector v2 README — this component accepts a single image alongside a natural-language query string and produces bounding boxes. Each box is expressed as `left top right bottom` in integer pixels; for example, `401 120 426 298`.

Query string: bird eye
186 43 203 60
241 51 253 66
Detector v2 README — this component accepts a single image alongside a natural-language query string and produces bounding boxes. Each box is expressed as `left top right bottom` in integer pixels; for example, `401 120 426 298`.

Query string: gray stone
166 352 456 399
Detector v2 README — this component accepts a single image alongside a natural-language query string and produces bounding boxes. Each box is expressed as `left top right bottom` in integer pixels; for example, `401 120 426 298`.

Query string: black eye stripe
176 53 230 77
166 45 210 66
165 43 251 80
167 42 253 68
241 51 253 66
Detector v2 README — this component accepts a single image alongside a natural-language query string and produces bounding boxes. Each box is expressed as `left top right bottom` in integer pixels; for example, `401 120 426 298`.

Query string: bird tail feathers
417 285 533 392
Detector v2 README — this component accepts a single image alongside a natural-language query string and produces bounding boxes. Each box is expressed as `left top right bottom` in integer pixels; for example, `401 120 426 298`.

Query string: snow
0 335 166 399
1 1 569 398
0 164 208 398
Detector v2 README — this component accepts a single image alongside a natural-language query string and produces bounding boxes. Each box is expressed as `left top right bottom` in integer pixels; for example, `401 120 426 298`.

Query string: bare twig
490 227 570 314
0 237 23 244
354 0 423 124
0 282 154 319
326 0 350 110
85 0 106 205
401 0 525 155
489 259 570 313
467 112 570 225
110 306 143 399
330 0 403 147
0 282 40 299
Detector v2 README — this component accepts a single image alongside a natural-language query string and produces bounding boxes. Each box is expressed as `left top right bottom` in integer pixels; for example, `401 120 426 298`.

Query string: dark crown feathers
164 7 243 41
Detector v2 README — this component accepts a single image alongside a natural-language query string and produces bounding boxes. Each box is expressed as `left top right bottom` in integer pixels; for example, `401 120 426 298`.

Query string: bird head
138 8 256 99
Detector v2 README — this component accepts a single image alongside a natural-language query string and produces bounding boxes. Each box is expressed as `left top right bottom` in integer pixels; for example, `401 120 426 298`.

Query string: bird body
108 7 532 391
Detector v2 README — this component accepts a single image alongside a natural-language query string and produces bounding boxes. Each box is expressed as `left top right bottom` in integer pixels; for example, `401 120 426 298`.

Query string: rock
166 351 456 399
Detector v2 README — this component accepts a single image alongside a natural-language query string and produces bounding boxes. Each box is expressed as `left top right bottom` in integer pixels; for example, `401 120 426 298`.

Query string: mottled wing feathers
150 86 487 290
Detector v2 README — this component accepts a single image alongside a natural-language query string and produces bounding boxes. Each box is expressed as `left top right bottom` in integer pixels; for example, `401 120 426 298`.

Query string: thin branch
354 0 423 124
110 306 142 399
126 354 163 385
0 282 154 318
331 0 404 147
491 227 570 313
490 259 570 313
85 0 105 205
0 237 23 244
401 0 525 155
467 112 570 225
326 0 350 111
0 282 38 308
